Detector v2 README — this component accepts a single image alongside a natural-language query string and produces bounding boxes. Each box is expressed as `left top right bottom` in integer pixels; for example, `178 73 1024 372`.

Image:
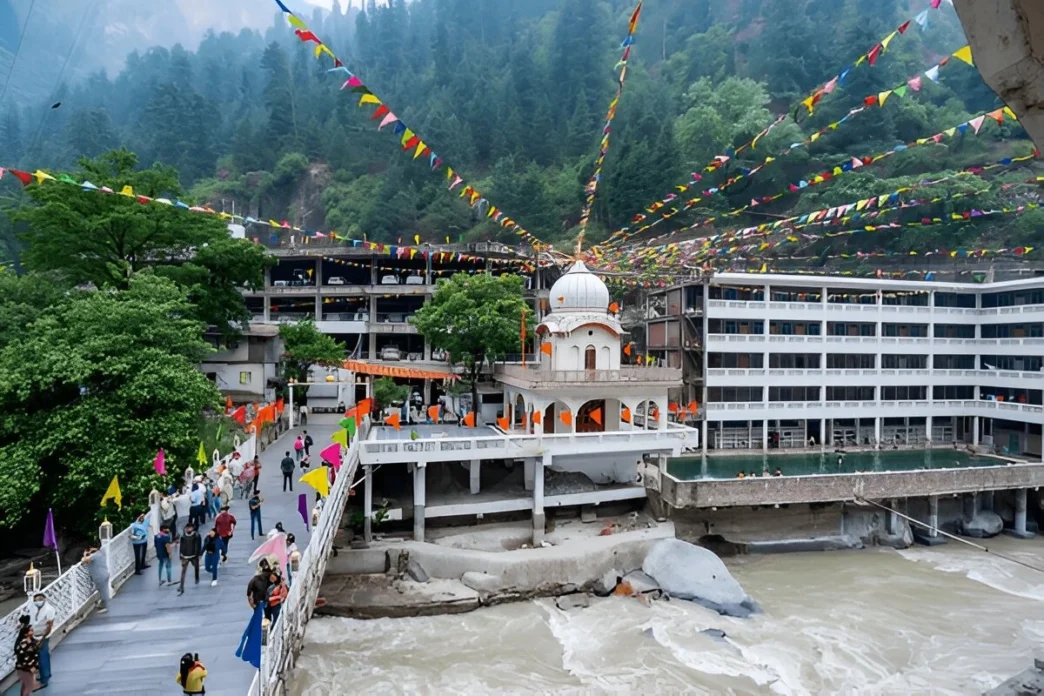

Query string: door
585 346 597 370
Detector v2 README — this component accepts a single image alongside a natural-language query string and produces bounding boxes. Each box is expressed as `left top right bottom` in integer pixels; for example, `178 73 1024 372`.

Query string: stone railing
0 436 256 689
250 423 366 696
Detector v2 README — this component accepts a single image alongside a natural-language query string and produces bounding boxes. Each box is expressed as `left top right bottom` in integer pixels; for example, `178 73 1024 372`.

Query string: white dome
548 261 610 313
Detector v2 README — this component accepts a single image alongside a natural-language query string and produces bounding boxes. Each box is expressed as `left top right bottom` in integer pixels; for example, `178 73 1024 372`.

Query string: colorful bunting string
270 0 546 251
575 0 643 254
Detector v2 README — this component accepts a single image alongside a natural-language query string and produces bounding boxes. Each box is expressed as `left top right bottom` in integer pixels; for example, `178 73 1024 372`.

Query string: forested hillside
0 0 1039 260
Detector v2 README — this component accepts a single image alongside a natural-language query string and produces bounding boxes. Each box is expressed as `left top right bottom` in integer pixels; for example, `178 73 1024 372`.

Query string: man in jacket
177 523 203 596
280 451 296 492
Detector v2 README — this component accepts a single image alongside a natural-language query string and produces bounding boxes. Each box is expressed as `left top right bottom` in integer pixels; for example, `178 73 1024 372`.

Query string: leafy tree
410 273 531 424
14 149 268 340
373 377 410 412
278 320 345 404
0 274 219 533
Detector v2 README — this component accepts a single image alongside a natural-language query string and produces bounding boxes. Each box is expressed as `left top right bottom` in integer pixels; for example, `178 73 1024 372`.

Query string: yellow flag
952 45 974 66
101 475 122 510
880 30 898 51
358 93 381 107
300 467 330 498
331 430 349 447
197 441 207 466
1003 106 1018 121
287 15 308 30
33 170 56 184
413 234 420 245
413 141 426 159
445 236 450 244
119 185 134 197
878 90 892 107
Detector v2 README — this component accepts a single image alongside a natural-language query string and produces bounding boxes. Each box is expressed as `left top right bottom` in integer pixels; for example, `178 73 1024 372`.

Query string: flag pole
54 548 62 577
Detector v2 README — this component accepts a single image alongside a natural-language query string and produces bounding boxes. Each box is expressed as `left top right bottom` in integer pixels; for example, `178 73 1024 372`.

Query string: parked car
380 275 400 285
273 280 289 287
380 345 401 361
327 277 346 285
405 275 425 285
384 313 405 323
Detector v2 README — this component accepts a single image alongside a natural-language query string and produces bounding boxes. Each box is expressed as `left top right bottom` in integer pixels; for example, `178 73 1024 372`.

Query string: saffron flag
463 412 476 427
560 410 573 427
384 412 401 430
300 467 331 497
589 408 602 426
540 343 552 356
497 416 510 430
235 604 264 669
532 410 542 425
154 448 166 476
100 475 122 510
622 407 632 423
427 405 440 423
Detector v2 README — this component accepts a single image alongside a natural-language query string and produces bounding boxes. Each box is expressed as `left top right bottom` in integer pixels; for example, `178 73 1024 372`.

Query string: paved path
18 426 334 696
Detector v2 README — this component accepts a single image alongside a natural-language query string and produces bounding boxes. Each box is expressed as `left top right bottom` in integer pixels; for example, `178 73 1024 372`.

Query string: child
176 653 207 695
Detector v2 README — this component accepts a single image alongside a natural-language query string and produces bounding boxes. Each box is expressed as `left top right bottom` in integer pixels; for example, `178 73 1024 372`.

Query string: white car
380 346 401 361
405 275 425 285
327 277 346 285
380 275 400 285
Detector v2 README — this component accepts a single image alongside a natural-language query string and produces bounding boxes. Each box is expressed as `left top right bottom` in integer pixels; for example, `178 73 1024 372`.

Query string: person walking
303 430 314 457
293 436 304 463
214 505 236 562
155 525 174 586
131 512 150 575
247 562 272 612
252 455 262 494
82 546 111 612
280 451 296 492
29 592 55 688
188 482 204 530
13 616 38 696
176 653 207 695
160 494 179 540
265 570 288 624
249 491 264 540
177 523 203 596
286 533 299 587
203 528 222 586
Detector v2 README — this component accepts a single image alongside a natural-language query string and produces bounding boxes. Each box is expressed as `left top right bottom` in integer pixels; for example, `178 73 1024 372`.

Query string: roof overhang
343 360 459 381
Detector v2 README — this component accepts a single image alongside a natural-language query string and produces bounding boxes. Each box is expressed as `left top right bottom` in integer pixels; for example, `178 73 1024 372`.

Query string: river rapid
290 537 1044 695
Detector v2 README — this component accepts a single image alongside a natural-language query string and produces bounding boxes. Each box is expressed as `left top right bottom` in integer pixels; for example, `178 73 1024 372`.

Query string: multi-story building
646 271 1044 459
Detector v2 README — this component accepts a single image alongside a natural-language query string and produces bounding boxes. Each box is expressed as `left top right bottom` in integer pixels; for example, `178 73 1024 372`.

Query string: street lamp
99 518 113 545
23 562 41 596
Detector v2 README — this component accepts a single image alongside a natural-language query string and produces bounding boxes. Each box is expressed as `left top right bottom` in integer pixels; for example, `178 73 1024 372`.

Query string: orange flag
590 407 602 426
608 302 619 314
540 343 552 356
651 408 659 420
560 410 573 427
225 396 233 412
668 402 679 413
687 400 699 415
532 410 542 425
623 343 632 356
463 411 476 427
521 412 528 428
427 405 440 422
621 407 632 423
384 412 401 430
497 415 510 430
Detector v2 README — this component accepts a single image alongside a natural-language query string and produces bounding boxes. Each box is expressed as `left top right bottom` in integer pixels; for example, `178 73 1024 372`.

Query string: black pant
189 505 203 530
282 472 293 491
133 543 147 573
220 535 232 560
178 556 199 592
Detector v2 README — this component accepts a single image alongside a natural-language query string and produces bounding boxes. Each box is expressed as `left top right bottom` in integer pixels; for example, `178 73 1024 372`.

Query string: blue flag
236 604 264 669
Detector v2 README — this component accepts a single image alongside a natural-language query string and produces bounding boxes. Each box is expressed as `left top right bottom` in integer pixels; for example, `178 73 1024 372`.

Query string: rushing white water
290 537 1044 695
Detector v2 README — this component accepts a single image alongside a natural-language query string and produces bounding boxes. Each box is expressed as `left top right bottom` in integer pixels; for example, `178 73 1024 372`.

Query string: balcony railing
494 364 682 383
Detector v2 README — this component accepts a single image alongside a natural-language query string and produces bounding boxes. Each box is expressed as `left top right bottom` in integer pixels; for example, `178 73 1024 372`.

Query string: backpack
294 439 304 451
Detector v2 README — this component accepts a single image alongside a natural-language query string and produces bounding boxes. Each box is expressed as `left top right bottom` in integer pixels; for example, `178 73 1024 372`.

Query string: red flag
897 19 911 34
9 169 32 186
295 30 321 44
867 44 882 66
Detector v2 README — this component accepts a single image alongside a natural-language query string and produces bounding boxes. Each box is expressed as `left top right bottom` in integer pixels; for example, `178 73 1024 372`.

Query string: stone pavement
10 426 335 696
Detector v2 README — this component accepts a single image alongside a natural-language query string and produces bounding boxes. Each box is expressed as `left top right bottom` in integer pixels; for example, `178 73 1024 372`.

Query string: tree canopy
0 274 220 533
411 272 531 423
278 320 346 405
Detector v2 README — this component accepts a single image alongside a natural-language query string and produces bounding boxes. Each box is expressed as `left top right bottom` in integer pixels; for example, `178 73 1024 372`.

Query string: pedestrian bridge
0 423 359 696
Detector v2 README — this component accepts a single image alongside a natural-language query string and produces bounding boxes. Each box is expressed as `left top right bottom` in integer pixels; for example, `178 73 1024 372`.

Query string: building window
239 371 251 384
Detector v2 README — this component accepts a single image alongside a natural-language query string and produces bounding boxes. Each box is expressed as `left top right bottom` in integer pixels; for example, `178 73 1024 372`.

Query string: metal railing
251 425 365 696
494 365 681 383
0 436 255 687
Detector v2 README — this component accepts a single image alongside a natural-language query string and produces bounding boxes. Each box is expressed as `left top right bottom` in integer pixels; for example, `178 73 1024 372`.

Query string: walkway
22 426 335 696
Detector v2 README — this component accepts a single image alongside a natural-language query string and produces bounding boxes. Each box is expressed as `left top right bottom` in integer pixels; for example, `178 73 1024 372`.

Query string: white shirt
30 602 56 636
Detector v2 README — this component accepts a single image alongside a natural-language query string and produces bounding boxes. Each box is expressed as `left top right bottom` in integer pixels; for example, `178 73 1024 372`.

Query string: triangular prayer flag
987 108 1005 124
154 449 166 476
497 416 510 430
9 169 32 186
915 9 929 28
300 467 331 497
867 44 882 66
540 343 552 356
235 604 264 669
907 75 922 91
332 429 349 447
378 112 398 130
298 493 310 532
559 410 573 427
621 407 632 424
344 417 357 438
197 441 207 465
925 65 941 82
384 412 401 430
878 90 892 106
952 46 973 66
400 128 415 147
969 115 986 134
427 405 440 423
33 170 55 184
43 509 58 551
463 412 476 428
897 20 911 34
320 443 341 467
100 475 122 510
119 185 134 197
589 408 602 427
880 31 898 51
358 93 381 107
893 85 907 98
1003 106 1018 121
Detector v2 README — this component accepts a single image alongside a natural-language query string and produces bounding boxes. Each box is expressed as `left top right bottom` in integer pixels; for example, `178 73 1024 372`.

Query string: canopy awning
343 359 459 381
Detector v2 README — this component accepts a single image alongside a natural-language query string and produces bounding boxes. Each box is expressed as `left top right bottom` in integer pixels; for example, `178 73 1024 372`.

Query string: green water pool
667 450 1008 481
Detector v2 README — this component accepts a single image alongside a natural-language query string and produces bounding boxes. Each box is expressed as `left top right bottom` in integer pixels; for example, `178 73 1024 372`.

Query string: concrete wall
545 324 621 371
660 464 1044 508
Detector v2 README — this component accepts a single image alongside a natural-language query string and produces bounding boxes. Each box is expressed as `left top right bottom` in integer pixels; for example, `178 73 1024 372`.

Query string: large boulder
622 570 661 595
961 511 1003 538
642 539 759 617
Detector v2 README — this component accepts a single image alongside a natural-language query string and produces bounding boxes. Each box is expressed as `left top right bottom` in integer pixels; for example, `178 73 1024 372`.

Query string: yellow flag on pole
101 475 122 510
197 441 207 466
331 430 349 447
300 467 331 498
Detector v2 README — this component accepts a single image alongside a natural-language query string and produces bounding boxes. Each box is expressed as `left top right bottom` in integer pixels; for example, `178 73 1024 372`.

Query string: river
290 537 1044 694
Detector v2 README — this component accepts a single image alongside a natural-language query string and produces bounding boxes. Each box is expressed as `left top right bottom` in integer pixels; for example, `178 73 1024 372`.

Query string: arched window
585 345 597 370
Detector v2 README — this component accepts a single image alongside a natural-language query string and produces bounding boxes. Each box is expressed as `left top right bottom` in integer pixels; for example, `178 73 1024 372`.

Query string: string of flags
596 105 1024 259
601 46 977 250
270 0 546 251
575 0 643 253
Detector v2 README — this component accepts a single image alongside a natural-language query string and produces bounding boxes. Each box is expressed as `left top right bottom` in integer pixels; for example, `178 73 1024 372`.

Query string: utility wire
0 0 36 107
858 497 1044 576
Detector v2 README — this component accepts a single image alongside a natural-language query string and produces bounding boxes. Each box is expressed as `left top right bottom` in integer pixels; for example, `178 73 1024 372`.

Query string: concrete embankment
318 523 674 619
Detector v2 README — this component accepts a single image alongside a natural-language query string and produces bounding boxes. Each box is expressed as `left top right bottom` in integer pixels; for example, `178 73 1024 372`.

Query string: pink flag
378 112 398 130
907 75 922 92
154 448 166 475
969 115 986 134
320 443 341 470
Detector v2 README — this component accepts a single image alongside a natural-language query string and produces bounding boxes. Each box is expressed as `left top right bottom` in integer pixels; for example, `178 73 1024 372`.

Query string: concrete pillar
316 257 322 285
963 492 976 520
363 465 373 543
875 417 882 448
701 420 708 455
856 420 861 446
747 420 752 448
1014 488 1028 536
423 340 432 361
423 380 431 407
762 421 769 452
973 416 980 446
524 458 535 491
887 498 899 535
469 459 480 495
315 294 322 321
928 495 939 538
983 490 995 512
533 454 548 545
926 415 933 443
263 294 271 322
820 418 826 449
413 464 426 542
